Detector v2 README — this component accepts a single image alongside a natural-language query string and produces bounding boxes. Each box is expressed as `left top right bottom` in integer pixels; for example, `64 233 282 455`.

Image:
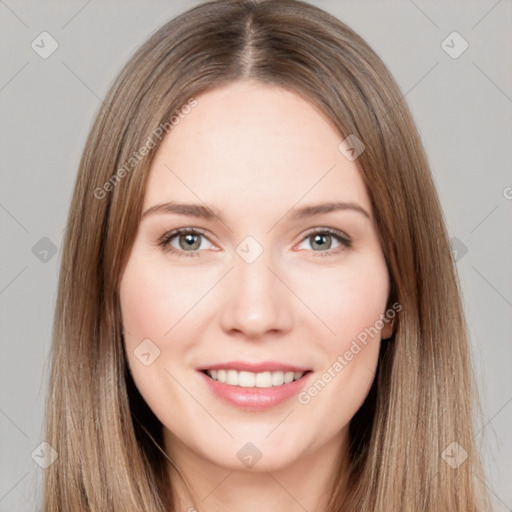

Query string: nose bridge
218 240 292 336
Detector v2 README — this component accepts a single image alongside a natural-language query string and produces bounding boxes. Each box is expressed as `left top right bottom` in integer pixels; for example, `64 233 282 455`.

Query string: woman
44 0 490 510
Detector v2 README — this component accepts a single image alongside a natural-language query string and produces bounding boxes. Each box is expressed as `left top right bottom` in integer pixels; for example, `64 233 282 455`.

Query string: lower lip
198 371 312 411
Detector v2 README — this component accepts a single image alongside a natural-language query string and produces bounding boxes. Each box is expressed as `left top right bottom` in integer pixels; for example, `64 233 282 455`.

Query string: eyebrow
141 200 371 222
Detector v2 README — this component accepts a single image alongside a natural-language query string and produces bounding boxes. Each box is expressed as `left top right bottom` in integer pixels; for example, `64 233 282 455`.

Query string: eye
296 227 352 256
158 226 352 258
158 228 215 257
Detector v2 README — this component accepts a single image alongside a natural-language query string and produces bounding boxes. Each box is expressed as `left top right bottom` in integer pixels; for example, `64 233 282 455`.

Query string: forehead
143 81 371 220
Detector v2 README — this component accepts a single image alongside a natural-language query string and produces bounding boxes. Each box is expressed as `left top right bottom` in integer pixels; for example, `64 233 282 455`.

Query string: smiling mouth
201 369 312 388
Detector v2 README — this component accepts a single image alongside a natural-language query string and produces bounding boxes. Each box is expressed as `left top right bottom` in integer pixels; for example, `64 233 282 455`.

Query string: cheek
119 254 186 395
120 278 171 344
119 251 222 405
293 253 390 342
120 253 212 342
292 253 389 431
119 254 195 426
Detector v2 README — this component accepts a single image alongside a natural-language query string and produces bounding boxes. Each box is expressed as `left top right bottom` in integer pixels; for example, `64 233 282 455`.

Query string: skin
119 81 392 512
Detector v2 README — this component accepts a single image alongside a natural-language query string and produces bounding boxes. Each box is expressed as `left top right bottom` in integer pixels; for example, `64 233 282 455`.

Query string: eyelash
157 227 352 258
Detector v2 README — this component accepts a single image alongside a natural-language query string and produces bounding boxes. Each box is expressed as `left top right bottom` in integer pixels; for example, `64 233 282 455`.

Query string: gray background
1 0 511 510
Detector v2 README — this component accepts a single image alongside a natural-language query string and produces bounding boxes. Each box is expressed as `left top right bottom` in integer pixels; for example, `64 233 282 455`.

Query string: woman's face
120 81 391 472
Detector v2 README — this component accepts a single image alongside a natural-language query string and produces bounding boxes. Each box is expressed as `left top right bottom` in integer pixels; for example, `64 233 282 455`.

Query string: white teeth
206 369 305 387
226 369 238 385
255 371 272 388
271 371 285 386
238 371 255 387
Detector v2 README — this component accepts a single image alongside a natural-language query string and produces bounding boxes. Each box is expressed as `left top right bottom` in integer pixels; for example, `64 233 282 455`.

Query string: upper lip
199 361 311 373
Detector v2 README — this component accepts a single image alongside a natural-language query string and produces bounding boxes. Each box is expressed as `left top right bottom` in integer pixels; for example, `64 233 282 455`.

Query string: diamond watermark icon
31 441 58 469
441 31 468 59
237 442 263 468
31 31 59 59
32 237 58 263
134 338 161 366
441 441 468 468
236 236 263 264
338 134 365 161
450 237 468 263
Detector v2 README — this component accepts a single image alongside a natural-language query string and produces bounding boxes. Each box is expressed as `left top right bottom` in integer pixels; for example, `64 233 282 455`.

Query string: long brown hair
44 0 490 510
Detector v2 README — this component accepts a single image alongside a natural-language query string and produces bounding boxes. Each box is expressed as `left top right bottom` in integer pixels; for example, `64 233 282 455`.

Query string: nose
218 247 294 339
